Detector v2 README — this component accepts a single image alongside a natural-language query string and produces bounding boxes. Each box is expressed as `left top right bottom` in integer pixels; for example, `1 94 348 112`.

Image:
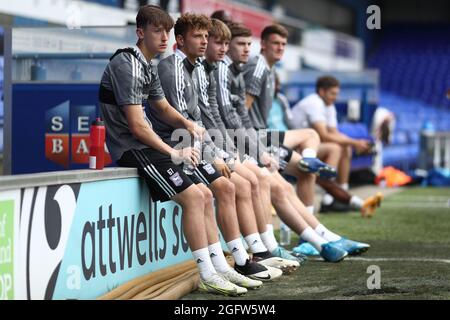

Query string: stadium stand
368 24 450 170
369 24 450 109
378 92 450 170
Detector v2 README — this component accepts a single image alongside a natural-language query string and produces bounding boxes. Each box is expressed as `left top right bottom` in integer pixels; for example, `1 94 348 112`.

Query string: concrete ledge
0 167 139 191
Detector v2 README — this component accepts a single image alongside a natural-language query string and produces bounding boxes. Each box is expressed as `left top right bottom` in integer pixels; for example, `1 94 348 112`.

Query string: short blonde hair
209 18 231 41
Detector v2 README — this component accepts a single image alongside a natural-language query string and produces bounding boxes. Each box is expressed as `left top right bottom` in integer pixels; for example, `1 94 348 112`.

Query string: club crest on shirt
203 163 216 175
169 172 184 187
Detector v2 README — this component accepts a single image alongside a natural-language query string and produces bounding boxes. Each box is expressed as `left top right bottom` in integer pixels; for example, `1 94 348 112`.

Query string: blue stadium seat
338 122 374 170
378 89 450 170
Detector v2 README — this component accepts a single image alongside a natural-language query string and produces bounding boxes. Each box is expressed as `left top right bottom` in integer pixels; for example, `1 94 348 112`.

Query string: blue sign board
11 83 113 174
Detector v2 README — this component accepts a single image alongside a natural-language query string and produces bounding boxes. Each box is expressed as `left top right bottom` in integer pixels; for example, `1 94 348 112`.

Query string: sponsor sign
2 176 192 299
0 191 20 300
12 83 112 174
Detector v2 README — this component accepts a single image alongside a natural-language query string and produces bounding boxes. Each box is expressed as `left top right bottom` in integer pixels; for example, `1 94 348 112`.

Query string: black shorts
117 148 221 202
190 160 222 186
276 145 293 172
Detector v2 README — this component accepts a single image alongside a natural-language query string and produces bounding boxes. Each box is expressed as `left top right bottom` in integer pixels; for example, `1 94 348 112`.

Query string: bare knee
281 179 295 195
256 171 270 192
201 187 214 207
247 172 260 194
290 128 320 148
176 186 205 211
329 143 342 157
214 177 236 199
235 178 252 200
305 128 320 144
270 181 286 203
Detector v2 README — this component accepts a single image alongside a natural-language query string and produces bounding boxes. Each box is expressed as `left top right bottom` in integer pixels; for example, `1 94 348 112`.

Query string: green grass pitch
185 187 450 300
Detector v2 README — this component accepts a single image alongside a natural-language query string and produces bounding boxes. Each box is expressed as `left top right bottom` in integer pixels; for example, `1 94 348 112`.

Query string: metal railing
418 131 450 170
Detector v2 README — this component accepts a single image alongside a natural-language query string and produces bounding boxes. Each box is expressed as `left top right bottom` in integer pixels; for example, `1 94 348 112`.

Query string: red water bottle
89 117 105 170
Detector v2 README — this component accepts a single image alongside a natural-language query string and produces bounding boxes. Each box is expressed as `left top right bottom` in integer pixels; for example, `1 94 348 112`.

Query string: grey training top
146 49 202 146
214 55 246 129
214 55 267 159
242 54 276 130
196 59 236 156
147 49 219 157
99 46 165 163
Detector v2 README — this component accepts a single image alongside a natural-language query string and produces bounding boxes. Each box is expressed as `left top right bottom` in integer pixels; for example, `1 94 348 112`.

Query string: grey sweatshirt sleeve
157 56 188 118
242 60 263 97
208 73 236 154
214 63 267 159
107 53 143 106
214 63 245 129
233 76 254 129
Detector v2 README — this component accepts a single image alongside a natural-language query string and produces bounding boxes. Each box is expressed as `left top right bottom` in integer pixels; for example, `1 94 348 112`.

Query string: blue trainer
272 246 308 265
330 238 370 255
292 242 320 256
298 158 337 179
320 243 348 262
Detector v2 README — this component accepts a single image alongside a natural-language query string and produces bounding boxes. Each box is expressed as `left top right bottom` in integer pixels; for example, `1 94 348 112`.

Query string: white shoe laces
224 269 249 282
208 273 235 289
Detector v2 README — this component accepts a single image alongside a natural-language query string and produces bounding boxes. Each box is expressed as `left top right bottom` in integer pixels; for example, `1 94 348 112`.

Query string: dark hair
209 19 231 41
227 21 252 39
136 5 174 31
261 24 288 41
316 76 340 93
174 13 212 38
380 120 391 144
210 10 231 24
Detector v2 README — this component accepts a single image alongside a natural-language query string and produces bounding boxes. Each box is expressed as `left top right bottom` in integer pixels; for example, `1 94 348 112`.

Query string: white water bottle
183 136 202 175
279 221 291 246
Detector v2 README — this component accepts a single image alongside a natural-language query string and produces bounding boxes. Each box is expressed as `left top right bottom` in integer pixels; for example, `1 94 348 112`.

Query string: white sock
322 193 334 205
192 247 217 280
350 195 364 210
300 227 328 252
306 206 315 215
340 183 349 191
260 224 279 252
315 224 342 242
226 238 250 266
302 148 317 158
267 224 280 245
244 233 268 254
208 242 232 273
